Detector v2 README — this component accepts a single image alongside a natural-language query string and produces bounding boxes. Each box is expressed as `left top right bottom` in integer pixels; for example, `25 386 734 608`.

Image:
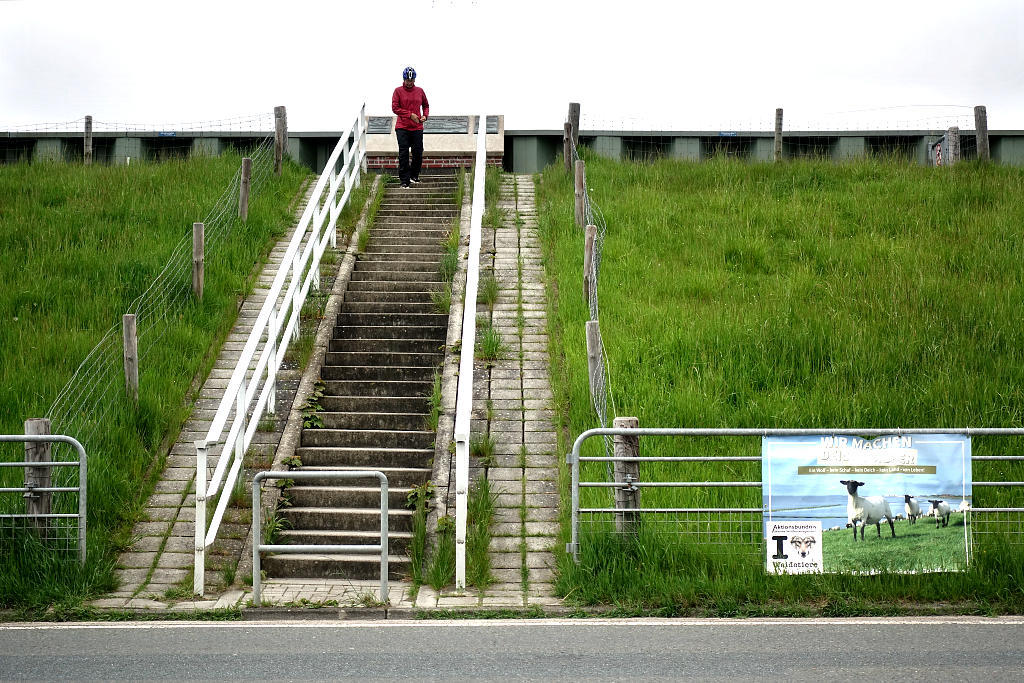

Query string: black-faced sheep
904 495 921 524
928 499 952 528
840 480 896 540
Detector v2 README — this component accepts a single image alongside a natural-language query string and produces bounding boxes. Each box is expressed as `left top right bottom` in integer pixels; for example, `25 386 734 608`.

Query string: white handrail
194 104 367 596
453 114 489 589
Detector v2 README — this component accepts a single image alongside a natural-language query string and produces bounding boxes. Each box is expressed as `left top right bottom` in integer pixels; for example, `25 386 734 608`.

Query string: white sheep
840 480 896 541
904 495 921 524
958 500 972 513
928 499 952 528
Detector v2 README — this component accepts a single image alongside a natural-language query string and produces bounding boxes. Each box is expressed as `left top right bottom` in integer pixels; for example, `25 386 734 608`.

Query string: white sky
2 0 1023 132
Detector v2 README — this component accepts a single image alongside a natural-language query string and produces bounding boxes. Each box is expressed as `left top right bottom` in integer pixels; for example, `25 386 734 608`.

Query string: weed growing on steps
426 372 443 432
470 433 497 473
477 271 500 310
261 510 289 546
406 481 435 587
466 477 496 590
299 380 326 429
430 283 452 314
426 516 456 591
477 320 505 362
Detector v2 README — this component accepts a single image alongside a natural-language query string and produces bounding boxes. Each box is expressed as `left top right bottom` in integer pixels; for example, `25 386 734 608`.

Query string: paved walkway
89 173 561 614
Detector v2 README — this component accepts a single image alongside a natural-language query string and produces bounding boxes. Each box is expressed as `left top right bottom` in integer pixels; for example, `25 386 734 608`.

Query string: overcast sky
2 0 1022 133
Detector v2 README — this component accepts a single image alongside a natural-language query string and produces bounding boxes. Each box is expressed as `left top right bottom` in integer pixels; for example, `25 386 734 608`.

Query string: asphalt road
2 617 1023 681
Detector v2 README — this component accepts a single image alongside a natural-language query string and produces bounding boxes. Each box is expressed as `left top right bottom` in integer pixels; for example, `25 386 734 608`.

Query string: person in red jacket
392 66 430 188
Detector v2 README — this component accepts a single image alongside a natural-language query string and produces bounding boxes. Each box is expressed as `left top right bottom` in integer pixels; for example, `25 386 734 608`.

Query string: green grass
537 153 1024 611
823 513 968 572
466 477 495 590
0 153 308 609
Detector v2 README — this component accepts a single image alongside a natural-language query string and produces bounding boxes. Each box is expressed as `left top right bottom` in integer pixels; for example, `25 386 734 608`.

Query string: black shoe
409 177 420 184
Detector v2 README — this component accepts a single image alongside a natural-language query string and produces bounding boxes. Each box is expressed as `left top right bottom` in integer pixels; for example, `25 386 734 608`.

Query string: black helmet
402 66 417 80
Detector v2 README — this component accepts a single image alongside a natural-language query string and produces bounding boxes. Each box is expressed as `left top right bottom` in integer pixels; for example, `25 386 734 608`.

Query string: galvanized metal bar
0 513 82 519
972 456 1024 460
0 487 79 493
580 456 762 462
973 482 1024 486
252 470 389 607
580 481 761 488
0 434 87 565
0 461 80 468
972 507 1024 512
581 507 763 514
259 544 382 554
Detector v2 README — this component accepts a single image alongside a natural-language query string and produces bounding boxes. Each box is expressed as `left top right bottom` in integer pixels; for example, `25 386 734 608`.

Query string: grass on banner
537 152 1024 612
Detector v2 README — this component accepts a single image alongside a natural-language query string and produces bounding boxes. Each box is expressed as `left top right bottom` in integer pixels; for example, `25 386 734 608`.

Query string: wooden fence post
239 157 251 221
192 222 204 300
568 102 581 150
585 320 603 408
612 416 641 535
122 314 138 404
974 105 990 162
274 105 287 176
24 418 52 535
947 127 961 165
84 115 93 166
583 224 597 307
574 159 586 229
774 108 783 163
564 122 573 172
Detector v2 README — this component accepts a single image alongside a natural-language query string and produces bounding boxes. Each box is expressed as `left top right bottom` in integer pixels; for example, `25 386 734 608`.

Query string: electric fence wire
569 132 616 484
46 133 278 463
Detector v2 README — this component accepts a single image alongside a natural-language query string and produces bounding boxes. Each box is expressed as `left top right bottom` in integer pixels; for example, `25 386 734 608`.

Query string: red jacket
392 85 429 131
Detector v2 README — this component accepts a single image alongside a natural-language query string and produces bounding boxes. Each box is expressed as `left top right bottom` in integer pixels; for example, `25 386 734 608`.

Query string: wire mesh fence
23 130 280 498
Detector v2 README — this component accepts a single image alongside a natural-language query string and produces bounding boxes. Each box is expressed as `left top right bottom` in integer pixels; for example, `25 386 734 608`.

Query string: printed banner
766 521 823 574
763 434 971 573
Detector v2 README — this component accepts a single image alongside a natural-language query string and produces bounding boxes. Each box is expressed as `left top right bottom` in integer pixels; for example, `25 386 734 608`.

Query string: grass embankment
537 153 1024 614
0 154 308 610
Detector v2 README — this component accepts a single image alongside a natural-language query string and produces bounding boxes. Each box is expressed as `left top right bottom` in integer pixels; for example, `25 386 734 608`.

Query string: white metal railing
453 114 489 589
193 104 368 596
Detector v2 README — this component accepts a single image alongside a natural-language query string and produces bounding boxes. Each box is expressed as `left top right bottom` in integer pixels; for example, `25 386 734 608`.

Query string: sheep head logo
789 536 816 558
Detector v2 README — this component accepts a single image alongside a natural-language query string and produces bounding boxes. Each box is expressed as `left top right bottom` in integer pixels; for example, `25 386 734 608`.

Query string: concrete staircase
264 173 457 580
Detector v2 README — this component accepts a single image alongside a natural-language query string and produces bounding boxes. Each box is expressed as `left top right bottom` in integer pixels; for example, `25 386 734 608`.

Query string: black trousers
396 128 423 184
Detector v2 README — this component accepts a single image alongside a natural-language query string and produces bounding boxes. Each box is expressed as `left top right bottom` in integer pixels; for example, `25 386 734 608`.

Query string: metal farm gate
568 427 1024 563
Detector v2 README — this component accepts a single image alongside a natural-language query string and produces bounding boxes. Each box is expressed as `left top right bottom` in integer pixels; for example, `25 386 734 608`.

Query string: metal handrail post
194 440 207 596
252 470 389 606
453 112 489 590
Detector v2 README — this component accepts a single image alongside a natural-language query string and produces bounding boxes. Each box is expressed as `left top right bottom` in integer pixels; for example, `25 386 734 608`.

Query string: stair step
359 250 442 263
325 351 443 366
355 258 439 273
332 325 446 341
345 280 443 293
344 290 436 304
317 411 431 431
340 301 440 314
367 236 447 247
277 529 414 550
262 553 409 580
321 379 433 398
279 506 414 531
337 312 448 327
297 446 433 469
300 428 434 449
289 465 431 488
286 484 413 509
328 338 445 354
320 365 436 382
349 270 444 283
